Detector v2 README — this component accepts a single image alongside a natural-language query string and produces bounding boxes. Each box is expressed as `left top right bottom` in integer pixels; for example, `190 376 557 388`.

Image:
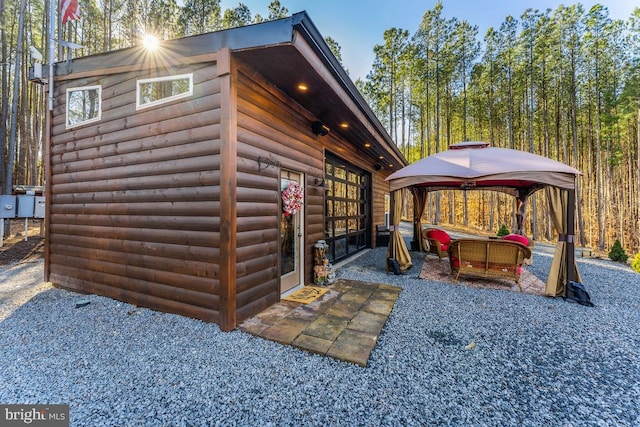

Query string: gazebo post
515 194 528 235
566 188 576 287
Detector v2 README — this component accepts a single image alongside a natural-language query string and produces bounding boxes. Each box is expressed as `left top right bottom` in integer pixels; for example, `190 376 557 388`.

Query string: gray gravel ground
1 233 639 426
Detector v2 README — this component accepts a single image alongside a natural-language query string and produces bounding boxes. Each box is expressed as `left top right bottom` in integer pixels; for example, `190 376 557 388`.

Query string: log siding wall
233 63 392 324
235 66 324 322
47 53 394 331
48 62 222 323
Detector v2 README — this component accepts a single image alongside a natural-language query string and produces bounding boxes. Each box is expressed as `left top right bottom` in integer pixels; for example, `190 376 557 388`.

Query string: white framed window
66 85 102 129
136 73 193 110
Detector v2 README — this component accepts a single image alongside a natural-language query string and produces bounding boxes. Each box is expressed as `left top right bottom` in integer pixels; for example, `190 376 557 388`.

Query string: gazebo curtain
545 186 582 296
387 189 412 271
411 187 428 252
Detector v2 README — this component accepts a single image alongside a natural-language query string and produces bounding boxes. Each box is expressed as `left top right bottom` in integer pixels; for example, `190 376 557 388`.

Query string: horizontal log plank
236 216 281 233
52 155 219 185
235 267 278 294
236 254 279 277
52 136 220 175
235 187 279 204
236 202 278 217
306 222 325 237
236 290 279 324
50 243 218 279
236 156 280 178
236 279 279 310
50 213 218 231
51 171 220 195
236 171 278 191
237 122 323 169
237 76 318 155
50 271 220 322
53 110 220 158
53 123 220 166
49 223 219 247
236 229 279 248
52 91 221 150
49 233 218 262
50 200 220 216
236 241 278 262
50 253 217 295
52 186 220 204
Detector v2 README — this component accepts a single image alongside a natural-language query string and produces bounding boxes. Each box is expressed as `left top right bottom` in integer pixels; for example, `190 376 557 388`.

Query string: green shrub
631 253 640 274
608 239 628 263
496 224 510 237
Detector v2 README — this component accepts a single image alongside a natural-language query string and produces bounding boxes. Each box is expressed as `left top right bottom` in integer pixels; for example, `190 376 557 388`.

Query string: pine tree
608 239 628 262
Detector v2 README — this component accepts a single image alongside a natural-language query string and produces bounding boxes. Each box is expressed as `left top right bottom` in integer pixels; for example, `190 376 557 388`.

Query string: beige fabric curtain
545 187 582 296
387 189 412 271
411 187 428 252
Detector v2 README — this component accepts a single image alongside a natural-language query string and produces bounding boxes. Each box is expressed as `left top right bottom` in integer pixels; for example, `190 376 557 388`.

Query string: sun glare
142 34 160 51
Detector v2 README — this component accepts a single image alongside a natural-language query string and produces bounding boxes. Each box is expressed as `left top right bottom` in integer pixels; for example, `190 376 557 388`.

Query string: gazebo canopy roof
386 142 581 196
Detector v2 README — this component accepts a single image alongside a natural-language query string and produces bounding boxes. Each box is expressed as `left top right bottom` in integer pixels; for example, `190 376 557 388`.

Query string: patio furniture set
422 228 533 292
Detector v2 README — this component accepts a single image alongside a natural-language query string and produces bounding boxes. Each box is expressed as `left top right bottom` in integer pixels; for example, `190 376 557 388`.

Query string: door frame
279 169 305 296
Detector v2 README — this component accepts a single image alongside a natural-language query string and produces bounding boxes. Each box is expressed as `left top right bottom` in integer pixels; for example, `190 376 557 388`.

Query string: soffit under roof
234 44 403 171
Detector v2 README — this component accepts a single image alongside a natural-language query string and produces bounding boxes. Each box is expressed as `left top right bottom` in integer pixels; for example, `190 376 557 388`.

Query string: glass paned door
280 171 304 294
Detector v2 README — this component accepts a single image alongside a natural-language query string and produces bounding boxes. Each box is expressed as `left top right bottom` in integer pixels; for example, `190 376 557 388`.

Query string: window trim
65 85 102 129
136 73 193 110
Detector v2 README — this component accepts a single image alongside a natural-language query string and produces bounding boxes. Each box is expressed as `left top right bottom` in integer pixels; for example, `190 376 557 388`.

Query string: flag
60 0 80 25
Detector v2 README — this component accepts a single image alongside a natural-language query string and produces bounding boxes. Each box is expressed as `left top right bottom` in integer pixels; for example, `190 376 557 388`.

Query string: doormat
419 257 546 296
283 286 329 304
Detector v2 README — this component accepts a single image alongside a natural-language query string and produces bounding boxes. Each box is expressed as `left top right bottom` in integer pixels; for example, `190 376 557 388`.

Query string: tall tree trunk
0 0 8 193
7 0 27 193
637 95 640 244
595 81 605 250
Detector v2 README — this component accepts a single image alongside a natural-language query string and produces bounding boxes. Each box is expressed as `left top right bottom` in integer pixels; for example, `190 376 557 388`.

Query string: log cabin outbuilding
44 12 406 331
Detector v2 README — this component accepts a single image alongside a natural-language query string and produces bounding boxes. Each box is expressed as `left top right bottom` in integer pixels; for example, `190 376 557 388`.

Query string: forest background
1 0 639 256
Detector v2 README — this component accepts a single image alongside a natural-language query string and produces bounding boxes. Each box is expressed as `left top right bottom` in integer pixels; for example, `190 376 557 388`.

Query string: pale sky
219 0 638 81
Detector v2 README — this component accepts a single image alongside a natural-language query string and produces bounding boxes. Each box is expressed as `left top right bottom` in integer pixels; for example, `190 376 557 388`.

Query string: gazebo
385 141 582 297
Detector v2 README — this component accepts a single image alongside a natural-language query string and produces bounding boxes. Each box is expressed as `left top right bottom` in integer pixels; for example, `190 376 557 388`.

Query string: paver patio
239 279 401 367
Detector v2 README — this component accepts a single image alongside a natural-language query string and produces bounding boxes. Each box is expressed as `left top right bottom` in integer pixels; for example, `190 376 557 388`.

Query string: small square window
136 73 193 110
66 85 101 129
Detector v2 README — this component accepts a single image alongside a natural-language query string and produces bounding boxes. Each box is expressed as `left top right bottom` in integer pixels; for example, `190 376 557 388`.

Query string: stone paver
362 297 396 316
325 299 363 320
292 334 334 355
339 287 376 304
348 311 388 335
326 329 378 367
238 279 401 367
260 317 310 344
372 288 401 301
304 315 350 341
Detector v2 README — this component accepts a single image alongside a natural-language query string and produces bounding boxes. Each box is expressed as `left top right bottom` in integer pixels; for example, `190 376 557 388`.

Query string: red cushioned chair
503 233 534 265
422 228 451 261
502 233 529 246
